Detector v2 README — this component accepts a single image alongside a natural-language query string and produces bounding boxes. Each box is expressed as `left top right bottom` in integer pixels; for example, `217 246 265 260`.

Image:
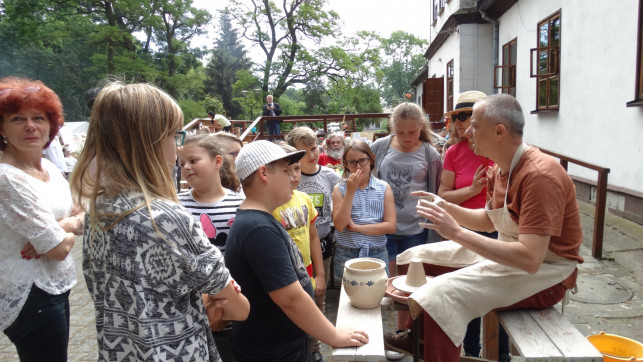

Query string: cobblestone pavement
3 200 642 361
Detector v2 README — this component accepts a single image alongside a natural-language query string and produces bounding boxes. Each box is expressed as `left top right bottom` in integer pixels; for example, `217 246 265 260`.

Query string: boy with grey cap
225 141 369 361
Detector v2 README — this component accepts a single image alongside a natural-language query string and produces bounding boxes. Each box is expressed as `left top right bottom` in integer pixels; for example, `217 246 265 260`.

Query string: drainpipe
480 11 499 94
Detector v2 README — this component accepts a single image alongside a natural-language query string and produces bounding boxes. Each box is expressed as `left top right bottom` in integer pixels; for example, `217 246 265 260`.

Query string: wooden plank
527 309 603 361
331 286 386 361
498 310 564 361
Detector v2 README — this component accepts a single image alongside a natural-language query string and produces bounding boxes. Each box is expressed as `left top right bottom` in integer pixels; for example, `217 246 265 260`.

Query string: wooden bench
483 307 603 361
331 285 386 361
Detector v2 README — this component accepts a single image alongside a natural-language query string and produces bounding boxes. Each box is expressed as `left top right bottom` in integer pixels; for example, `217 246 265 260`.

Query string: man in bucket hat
225 140 369 360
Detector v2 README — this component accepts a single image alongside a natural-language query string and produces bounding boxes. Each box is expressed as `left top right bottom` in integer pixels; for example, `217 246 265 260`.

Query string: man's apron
407 143 578 346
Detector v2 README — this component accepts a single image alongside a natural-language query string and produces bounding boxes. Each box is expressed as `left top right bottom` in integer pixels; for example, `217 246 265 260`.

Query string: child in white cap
226 140 369 361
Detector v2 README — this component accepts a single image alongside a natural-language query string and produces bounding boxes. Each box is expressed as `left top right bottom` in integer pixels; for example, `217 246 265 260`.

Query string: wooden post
482 312 500 361
593 170 609 259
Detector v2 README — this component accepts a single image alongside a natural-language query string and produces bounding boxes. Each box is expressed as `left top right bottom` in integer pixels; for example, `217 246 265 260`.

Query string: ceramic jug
342 257 387 309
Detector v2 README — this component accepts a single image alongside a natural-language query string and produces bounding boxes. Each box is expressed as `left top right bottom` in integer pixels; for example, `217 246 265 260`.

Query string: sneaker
384 329 423 358
385 349 405 360
499 354 512 362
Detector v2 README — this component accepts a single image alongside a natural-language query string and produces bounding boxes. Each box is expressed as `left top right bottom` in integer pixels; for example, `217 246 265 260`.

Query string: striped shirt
335 175 388 251
178 188 245 253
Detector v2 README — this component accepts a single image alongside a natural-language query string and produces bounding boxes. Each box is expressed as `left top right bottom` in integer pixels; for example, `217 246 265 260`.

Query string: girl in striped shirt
332 140 396 282
178 133 245 254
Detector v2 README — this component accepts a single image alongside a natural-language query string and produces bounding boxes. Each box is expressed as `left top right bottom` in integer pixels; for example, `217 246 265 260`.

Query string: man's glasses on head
345 157 370 168
452 111 473 122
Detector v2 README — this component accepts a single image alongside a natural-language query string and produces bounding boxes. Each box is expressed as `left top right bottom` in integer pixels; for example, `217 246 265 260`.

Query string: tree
226 0 354 98
377 31 428 107
147 0 211 97
204 13 251 119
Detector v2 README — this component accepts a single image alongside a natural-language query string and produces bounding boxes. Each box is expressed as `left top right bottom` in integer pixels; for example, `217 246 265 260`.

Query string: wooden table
331 285 386 361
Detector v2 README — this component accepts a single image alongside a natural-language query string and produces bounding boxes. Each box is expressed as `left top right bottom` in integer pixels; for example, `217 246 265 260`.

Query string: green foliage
377 31 428 107
178 99 206 125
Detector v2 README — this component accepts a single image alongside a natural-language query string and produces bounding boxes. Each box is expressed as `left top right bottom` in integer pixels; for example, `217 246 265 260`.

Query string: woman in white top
0 77 83 361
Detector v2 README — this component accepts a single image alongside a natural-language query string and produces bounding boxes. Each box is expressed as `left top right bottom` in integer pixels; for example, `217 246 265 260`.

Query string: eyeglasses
452 112 472 122
174 130 186 146
228 151 240 159
0 86 41 97
345 157 370 168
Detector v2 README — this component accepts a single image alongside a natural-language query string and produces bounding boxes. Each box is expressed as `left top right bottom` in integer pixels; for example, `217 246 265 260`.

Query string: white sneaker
385 349 405 360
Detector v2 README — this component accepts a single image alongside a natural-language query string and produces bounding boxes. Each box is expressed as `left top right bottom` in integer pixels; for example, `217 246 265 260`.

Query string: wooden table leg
413 316 421 362
482 312 499 361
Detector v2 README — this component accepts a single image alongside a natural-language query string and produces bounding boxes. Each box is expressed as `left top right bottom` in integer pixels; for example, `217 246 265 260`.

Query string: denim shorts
385 230 429 262
333 244 389 283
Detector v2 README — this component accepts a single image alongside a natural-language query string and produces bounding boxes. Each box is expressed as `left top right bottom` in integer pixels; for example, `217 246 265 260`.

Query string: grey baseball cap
235 140 306 182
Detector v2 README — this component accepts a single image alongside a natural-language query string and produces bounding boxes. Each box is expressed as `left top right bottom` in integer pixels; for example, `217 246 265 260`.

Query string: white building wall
498 0 643 193
459 23 494 94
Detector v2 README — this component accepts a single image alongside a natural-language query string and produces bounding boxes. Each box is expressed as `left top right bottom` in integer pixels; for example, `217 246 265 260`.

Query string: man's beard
327 147 344 160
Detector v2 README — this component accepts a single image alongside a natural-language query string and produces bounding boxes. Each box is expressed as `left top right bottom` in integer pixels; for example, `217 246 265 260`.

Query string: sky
192 0 431 45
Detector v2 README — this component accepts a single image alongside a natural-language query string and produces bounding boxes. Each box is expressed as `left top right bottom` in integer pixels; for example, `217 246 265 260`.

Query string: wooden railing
535 145 610 260
185 113 392 142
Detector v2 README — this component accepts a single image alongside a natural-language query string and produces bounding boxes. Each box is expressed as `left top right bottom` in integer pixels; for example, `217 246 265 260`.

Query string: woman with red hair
0 77 83 361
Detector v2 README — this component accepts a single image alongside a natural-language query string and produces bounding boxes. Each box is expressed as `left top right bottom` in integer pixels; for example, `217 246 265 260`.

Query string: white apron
407 143 578 347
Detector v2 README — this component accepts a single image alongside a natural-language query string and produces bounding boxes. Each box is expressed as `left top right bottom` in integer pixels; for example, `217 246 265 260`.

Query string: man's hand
416 194 461 240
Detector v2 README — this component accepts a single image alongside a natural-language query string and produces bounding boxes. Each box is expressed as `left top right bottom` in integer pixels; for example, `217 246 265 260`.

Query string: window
446 59 454 112
530 11 561 111
495 38 517 96
628 0 643 106
432 0 438 22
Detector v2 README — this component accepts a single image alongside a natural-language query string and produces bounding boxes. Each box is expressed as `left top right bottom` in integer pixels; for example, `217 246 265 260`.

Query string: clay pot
343 257 388 309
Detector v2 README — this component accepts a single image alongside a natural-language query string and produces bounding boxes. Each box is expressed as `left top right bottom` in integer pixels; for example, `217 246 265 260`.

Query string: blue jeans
385 230 429 262
3 285 70 362
267 121 280 137
334 244 389 283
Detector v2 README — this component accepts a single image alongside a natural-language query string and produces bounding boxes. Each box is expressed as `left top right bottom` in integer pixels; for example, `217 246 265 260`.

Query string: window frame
446 59 454 112
494 38 517 96
530 10 561 113
627 0 643 106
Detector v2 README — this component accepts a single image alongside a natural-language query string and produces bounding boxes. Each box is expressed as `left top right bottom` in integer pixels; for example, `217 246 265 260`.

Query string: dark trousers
232 337 312 362
3 285 71 362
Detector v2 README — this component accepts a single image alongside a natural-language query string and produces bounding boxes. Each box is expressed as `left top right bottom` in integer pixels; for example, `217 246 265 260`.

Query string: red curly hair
0 77 64 151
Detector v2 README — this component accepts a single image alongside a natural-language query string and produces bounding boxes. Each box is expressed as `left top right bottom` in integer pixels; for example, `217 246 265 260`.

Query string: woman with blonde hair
69 82 249 361
371 102 442 360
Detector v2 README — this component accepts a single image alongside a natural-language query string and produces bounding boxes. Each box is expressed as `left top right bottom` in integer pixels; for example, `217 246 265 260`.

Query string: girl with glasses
331 140 396 283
